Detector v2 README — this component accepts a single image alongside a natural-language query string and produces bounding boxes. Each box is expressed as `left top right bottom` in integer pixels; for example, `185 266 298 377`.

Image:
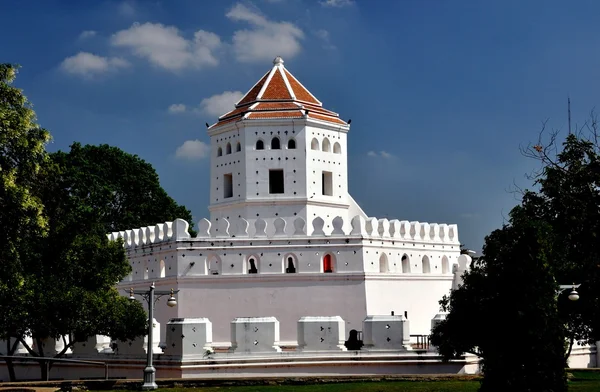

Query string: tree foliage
50 142 195 233
0 64 51 380
0 65 195 380
431 118 600 391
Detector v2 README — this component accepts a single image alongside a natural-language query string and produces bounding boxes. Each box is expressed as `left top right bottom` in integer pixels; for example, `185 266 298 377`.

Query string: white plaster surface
230 317 281 354
362 315 410 351
163 318 212 358
297 316 347 352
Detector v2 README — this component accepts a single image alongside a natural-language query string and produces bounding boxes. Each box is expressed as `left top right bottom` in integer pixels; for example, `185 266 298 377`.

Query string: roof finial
273 56 284 66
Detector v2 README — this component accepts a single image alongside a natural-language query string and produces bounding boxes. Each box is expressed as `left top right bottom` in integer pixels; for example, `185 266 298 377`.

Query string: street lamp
558 284 580 301
128 283 179 390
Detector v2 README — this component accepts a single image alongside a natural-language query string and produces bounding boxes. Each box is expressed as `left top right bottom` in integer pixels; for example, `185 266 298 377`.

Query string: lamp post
129 283 179 390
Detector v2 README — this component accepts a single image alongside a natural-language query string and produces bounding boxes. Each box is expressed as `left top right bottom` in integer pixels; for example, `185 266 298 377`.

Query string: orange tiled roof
247 110 305 119
209 57 347 129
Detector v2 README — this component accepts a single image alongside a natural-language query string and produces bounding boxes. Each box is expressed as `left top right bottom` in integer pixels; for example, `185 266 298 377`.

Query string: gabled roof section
210 57 347 129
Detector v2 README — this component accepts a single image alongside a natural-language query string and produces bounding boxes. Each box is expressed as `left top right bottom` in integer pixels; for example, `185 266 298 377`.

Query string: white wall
155 276 367 343
364 276 453 336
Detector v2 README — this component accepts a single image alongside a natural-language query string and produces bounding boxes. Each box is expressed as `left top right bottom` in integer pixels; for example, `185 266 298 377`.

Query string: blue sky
3 0 600 252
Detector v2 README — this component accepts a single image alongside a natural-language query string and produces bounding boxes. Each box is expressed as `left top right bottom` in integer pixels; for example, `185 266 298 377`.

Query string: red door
323 254 332 273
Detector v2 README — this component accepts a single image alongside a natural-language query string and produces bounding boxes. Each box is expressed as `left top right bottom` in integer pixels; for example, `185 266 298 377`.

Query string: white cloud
168 104 187 114
367 150 395 159
315 29 336 50
60 52 130 77
118 1 136 16
320 0 354 7
226 3 304 63
175 140 211 160
79 30 97 39
198 91 244 117
111 22 221 71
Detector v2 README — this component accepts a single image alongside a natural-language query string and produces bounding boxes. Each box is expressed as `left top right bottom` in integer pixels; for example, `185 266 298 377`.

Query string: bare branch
17 336 38 357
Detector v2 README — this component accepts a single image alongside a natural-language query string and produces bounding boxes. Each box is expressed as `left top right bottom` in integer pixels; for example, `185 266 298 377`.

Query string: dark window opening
271 137 281 149
323 254 333 273
256 140 264 150
288 139 296 149
236 142 241 152
286 257 296 273
322 171 333 196
224 174 233 198
269 170 284 194
248 258 258 274
217 147 223 157
226 143 232 155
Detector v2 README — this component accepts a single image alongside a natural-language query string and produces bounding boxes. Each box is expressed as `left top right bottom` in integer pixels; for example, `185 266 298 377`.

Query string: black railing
410 334 430 350
0 355 109 381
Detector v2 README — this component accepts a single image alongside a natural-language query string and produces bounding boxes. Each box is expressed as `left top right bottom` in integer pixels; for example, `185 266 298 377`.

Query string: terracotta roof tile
248 110 304 119
219 106 249 119
302 104 338 117
261 69 293 100
254 102 300 111
237 72 270 106
210 116 243 128
284 69 320 105
308 113 347 125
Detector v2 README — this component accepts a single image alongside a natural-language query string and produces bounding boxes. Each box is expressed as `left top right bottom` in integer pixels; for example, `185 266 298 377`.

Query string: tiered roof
209 57 347 129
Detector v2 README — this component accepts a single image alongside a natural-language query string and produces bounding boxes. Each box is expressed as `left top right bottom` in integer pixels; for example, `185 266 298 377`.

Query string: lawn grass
144 382 481 392
86 378 600 392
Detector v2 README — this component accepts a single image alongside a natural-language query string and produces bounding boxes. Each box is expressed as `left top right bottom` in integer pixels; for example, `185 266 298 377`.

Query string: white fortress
113 57 463 347
2 58 597 381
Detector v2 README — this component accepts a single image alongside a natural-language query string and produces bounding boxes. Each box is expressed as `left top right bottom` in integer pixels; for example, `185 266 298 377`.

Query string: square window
269 170 284 194
224 174 233 198
322 171 333 196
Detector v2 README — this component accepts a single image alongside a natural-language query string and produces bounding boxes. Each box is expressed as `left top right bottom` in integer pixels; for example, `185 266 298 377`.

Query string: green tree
50 142 195 234
431 207 568 391
431 119 600 391
1 65 194 381
0 64 51 381
12 143 195 379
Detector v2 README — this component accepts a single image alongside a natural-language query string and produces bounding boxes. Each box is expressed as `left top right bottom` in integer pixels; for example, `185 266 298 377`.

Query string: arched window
207 254 222 275
323 254 335 273
256 140 264 150
333 142 341 154
217 147 223 157
401 254 411 273
422 255 431 273
236 142 241 152
143 262 149 280
441 256 449 274
248 257 258 274
159 259 165 278
311 138 319 150
226 143 232 155
271 137 281 149
287 139 296 149
379 253 389 273
286 257 296 273
322 138 331 152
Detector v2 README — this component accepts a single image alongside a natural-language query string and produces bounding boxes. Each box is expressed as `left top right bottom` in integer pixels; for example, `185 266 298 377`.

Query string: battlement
107 215 459 249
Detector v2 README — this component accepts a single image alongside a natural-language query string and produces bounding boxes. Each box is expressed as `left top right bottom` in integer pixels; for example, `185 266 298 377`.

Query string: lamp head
167 288 177 307
568 288 580 301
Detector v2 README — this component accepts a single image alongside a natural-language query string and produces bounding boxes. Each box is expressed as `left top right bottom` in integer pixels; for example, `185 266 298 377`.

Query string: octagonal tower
207 57 365 235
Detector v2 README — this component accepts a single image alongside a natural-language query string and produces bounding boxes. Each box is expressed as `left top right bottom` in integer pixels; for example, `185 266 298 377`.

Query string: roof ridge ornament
273 56 284 66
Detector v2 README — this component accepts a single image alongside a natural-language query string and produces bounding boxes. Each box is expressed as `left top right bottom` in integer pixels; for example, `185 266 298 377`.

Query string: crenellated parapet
108 215 459 249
